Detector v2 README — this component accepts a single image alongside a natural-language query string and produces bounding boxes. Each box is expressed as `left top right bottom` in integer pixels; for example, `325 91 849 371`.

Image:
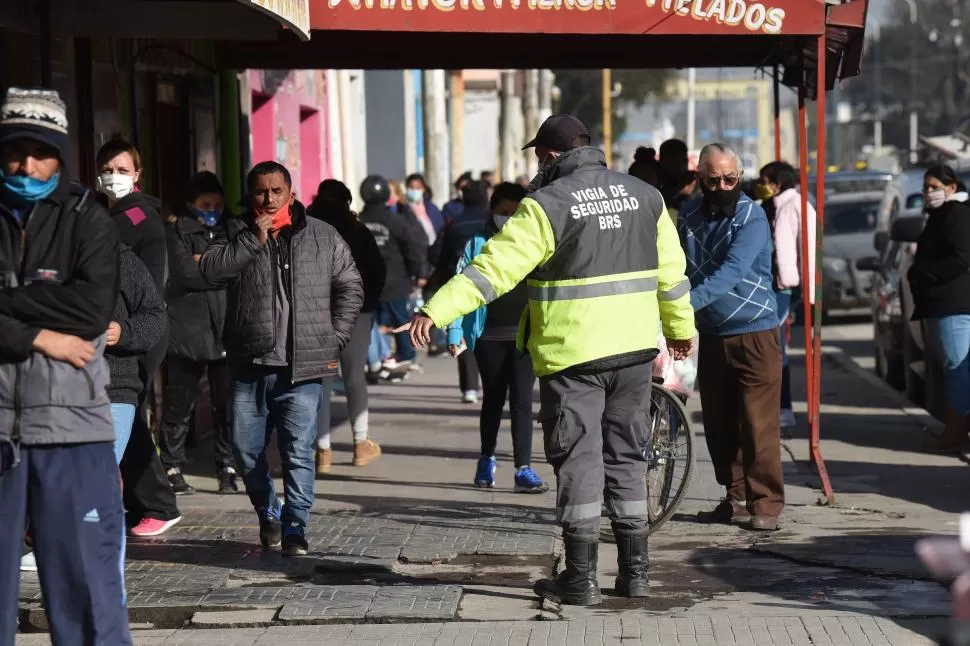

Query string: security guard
406 115 696 606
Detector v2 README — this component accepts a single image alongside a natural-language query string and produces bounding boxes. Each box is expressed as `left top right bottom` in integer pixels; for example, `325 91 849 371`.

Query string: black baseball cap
522 114 589 152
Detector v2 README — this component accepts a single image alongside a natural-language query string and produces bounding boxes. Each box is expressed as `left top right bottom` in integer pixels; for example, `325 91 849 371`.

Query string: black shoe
166 468 195 495
281 526 308 556
697 498 749 524
259 501 283 549
217 467 238 494
533 534 602 606
613 528 649 598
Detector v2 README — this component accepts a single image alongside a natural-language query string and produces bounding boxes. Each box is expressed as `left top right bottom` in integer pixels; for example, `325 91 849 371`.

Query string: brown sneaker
353 439 381 467
315 448 332 475
697 498 751 524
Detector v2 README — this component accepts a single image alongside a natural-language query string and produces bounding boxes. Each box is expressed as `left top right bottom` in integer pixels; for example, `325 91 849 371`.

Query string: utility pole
686 68 697 153
602 68 612 168
423 69 449 209
499 70 517 183
871 22 883 150
450 70 464 189
906 0 919 165
523 70 540 178
538 70 554 123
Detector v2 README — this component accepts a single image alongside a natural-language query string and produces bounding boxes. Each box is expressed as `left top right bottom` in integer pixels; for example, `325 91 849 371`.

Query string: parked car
805 173 894 318
892 215 948 419
856 231 904 388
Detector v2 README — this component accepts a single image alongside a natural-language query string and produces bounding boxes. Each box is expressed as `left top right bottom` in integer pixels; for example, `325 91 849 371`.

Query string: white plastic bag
652 332 700 397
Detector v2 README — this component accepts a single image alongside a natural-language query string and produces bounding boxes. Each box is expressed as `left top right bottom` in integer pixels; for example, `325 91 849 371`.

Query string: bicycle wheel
646 384 695 535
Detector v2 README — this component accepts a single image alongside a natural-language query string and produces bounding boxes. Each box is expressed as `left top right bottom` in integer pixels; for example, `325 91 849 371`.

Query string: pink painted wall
248 70 330 204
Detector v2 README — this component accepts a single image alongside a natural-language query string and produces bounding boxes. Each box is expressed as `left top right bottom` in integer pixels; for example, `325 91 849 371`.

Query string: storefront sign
241 0 311 41
312 0 821 35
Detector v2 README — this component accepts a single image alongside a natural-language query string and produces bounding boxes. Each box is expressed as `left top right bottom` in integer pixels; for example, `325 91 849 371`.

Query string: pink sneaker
129 516 182 537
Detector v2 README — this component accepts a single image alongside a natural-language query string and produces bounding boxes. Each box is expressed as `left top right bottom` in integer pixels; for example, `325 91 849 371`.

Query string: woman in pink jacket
757 162 816 428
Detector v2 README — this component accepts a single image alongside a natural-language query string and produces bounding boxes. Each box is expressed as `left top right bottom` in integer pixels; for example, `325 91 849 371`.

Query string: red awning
310 0 823 36
217 0 869 95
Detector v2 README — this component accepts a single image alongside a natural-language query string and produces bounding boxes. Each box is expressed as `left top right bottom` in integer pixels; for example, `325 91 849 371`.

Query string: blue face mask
193 207 223 227
1 171 59 204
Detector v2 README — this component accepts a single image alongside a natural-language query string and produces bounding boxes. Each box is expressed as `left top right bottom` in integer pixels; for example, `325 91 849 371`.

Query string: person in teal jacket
446 182 548 493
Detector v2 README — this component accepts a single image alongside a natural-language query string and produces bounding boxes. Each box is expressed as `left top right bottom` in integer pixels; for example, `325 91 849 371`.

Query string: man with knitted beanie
0 87 131 644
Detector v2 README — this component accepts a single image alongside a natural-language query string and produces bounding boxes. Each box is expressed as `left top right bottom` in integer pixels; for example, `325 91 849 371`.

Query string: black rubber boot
614 528 649 597
534 534 602 606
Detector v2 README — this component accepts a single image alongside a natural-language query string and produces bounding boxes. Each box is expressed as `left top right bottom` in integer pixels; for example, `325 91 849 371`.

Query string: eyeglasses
702 174 741 189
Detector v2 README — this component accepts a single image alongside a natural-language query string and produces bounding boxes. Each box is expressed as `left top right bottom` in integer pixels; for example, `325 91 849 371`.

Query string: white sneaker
382 358 411 371
780 408 796 429
462 391 479 404
20 552 37 572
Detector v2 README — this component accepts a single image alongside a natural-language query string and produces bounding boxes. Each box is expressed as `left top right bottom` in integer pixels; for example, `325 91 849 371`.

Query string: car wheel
903 323 924 407
876 341 905 390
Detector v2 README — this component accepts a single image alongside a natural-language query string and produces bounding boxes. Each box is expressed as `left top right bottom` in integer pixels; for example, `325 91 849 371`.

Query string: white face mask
98 173 135 201
493 214 511 230
925 188 947 210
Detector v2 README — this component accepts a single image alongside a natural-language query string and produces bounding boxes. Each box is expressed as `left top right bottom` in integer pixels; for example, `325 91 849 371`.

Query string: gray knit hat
0 88 69 158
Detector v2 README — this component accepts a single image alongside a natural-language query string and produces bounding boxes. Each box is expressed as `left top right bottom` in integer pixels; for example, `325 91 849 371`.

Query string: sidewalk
15 344 961 645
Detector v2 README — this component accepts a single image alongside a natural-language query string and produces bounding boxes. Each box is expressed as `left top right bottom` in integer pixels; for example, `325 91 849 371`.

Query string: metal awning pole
798 77 814 434
773 65 782 161
40 0 52 85
813 33 835 504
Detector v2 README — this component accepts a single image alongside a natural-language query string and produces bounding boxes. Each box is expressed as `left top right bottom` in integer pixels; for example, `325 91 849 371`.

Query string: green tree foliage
842 0 969 148
552 69 673 143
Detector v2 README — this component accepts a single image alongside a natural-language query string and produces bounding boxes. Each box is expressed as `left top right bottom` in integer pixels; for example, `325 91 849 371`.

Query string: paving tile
125 571 226 594
201 586 297 608
125 590 208 608
277 586 377 623
366 585 462 620
190 609 277 628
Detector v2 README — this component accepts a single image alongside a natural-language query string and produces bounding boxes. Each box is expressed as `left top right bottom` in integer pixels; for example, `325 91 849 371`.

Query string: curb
821 346 944 434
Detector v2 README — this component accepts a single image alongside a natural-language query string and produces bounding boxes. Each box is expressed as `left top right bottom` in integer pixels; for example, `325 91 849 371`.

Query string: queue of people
0 85 813 643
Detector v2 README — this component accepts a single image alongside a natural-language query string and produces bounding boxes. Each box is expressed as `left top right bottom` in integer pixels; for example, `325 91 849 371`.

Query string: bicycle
600 376 696 540
643 378 695 535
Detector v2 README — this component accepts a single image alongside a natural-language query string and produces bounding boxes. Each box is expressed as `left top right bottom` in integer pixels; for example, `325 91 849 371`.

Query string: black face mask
701 184 742 212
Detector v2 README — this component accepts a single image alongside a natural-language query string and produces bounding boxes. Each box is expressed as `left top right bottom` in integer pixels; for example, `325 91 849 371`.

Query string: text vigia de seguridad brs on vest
571 184 640 230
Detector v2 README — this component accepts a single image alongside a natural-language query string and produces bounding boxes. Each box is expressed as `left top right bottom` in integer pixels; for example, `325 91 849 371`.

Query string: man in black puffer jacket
200 161 363 557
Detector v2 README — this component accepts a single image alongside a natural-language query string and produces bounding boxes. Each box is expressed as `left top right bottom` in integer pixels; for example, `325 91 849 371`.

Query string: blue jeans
110 403 136 465
109 402 136 606
231 366 322 529
926 315 970 416
775 291 794 411
376 299 417 362
368 317 390 368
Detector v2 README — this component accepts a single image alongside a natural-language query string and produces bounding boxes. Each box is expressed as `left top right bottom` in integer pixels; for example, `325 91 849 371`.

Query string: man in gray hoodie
0 87 130 645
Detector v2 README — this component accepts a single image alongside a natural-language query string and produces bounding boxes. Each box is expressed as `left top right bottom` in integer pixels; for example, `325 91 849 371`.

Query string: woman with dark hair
757 161 816 429
446 182 547 493
405 173 446 241
158 171 237 495
309 179 387 472
95 136 182 537
628 147 661 188
908 164 970 450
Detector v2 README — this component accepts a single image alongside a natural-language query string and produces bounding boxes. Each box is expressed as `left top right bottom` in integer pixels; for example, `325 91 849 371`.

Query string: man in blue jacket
678 142 784 532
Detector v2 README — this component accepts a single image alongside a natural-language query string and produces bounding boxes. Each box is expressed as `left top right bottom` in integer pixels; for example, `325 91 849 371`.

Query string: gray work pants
538 362 653 537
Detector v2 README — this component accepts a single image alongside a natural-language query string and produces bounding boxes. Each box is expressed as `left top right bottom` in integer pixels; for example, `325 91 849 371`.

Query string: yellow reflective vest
423 147 695 377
